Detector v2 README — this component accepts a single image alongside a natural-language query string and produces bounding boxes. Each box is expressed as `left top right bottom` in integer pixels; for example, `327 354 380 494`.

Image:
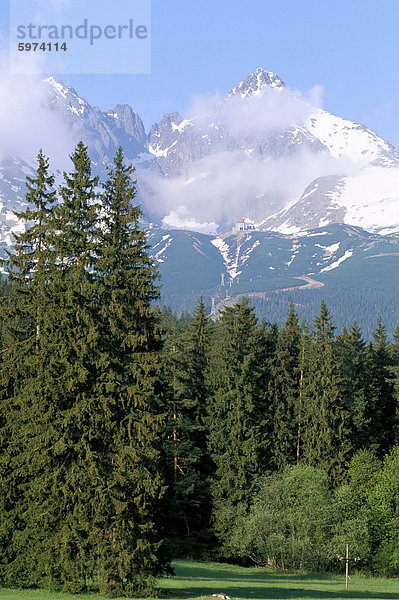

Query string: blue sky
2 0 399 144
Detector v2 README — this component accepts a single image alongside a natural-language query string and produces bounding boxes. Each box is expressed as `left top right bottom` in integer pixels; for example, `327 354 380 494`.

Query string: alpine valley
1 68 399 334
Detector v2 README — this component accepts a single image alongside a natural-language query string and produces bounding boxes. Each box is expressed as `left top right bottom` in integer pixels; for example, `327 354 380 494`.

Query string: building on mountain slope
234 218 256 232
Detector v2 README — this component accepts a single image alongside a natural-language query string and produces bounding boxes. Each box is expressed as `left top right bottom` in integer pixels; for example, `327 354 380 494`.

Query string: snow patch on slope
320 250 353 272
339 167 399 232
153 235 172 263
316 242 340 255
307 109 399 166
241 239 260 265
211 237 241 279
211 237 234 277
171 119 192 133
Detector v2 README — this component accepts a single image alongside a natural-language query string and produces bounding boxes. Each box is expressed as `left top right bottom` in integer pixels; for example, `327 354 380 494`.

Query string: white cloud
0 53 76 170
139 81 355 232
162 206 218 235
140 148 353 231
187 84 325 138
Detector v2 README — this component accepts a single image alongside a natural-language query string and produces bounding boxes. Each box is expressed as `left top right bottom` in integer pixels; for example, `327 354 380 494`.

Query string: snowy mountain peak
43 77 148 166
44 76 90 118
44 76 81 102
0 69 398 241
227 67 286 98
306 108 399 167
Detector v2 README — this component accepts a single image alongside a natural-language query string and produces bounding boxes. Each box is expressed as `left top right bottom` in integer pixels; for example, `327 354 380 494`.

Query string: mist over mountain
0 66 399 248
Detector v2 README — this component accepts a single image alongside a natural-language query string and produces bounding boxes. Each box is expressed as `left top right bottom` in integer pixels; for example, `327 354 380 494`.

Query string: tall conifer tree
165 298 214 554
0 150 57 587
1 143 103 592
367 318 396 454
92 147 168 596
269 302 301 470
206 298 270 552
336 321 370 454
301 302 351 484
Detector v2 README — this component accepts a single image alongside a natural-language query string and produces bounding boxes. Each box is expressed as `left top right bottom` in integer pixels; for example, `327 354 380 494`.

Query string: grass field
0 560 399 600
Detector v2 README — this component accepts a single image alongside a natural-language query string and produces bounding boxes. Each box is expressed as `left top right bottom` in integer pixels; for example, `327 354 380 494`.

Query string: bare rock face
45 77 148 167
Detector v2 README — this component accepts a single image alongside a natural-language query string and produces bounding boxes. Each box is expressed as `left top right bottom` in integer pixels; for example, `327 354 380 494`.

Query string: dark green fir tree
165 298 214 555
269 302 302 470
335 321 370 454
301 301 351 484
367 318 397 454
206 298 270 553
22 142 103 592
0 150 57 588
93 147 169 596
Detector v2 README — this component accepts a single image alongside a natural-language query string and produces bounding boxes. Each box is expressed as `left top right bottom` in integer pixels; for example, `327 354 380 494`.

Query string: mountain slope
148 223 394 303
307 108 399 167
147 223 399 335
45 77 149 168
0 67 399 246
262 166 399 235
142 68 399 232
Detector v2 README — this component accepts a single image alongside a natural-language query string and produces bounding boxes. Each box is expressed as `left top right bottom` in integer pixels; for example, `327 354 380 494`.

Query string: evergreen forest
1 144 399 596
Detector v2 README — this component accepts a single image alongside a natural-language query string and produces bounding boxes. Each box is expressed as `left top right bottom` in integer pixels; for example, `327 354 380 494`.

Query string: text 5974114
18 42 67 51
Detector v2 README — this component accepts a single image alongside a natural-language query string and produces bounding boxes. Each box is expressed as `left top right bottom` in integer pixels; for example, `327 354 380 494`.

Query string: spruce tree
92 147 168 596
30 142 102 591
0 150 57 587
206 298 270 553
336 321 370 454
3 143 103 592
164 298 214 554
367 318 396 454
296 319 312 464
269 302 301 470
391 325 399 363
301 302 351 484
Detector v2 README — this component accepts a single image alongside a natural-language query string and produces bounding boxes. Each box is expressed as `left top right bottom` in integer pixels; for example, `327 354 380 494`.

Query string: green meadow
1 560 399 600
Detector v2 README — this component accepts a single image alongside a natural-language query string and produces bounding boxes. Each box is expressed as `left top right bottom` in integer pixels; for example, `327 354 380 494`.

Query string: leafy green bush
366 446 399 575
230 465 370 572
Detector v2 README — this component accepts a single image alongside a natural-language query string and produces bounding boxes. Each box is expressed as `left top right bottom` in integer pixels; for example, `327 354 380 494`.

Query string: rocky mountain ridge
0 67 399 251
